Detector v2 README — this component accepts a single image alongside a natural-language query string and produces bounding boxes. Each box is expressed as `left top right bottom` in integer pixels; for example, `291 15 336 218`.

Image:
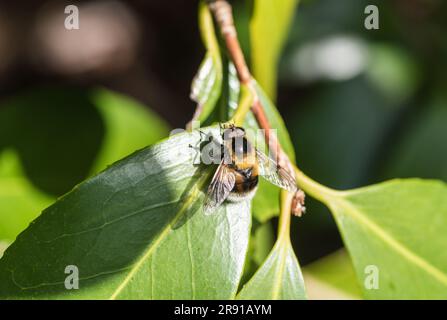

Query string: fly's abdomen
233 175 258 193
227 167 259 202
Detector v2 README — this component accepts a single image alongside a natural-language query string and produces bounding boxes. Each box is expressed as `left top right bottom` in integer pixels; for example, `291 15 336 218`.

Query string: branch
208 0 305 217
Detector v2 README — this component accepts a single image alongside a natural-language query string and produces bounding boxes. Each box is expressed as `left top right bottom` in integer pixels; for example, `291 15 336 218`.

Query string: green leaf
325 179 447 299
252 220 275 266
0 87 105 195
250 0 298 99
89 89 170 173
0 241 10 259
252 180 281 222
239 219 275 286
190 2 223 123
237 238 306 300
0 126 251 299
0 87 168 243
303 249 362 299
0 150 53 242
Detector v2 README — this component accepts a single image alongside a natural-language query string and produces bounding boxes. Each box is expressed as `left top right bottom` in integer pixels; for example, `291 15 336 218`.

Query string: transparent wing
203 161 236 215
256 150 298 192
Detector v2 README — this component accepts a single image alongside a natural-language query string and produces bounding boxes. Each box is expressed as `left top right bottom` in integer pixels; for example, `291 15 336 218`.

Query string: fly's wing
203 161 236 215
256 150 298 192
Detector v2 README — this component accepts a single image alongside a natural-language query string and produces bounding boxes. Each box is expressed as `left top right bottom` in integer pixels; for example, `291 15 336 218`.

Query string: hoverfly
203 124 300 214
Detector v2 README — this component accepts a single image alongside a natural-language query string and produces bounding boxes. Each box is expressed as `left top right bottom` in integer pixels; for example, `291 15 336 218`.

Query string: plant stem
277 190 293 244
208 0 304 225
187 2 223 128
199 2 221 55
208 0 294 174
293 167 339 204
208 0 251 85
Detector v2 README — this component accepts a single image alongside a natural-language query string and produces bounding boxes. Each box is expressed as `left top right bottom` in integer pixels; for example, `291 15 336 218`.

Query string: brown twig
208 0 281 165
208 0 305 216
208 0 250 84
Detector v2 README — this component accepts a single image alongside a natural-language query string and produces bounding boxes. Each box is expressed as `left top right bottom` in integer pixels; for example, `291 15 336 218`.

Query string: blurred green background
0 0 446 298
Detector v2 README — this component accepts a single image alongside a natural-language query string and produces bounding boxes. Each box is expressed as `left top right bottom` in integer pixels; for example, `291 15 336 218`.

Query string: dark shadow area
276 0 447 263
0 86 105 196
172 165 212 230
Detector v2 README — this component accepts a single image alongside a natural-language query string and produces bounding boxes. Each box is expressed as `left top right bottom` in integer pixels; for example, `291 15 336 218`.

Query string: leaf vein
336 198 447 286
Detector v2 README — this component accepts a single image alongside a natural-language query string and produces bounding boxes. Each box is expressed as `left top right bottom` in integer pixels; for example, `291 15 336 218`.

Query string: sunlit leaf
89 89 170 173
0 241 10 259
326 179 447 299
0 126 250 299
250 0 299 99
303 249 361 299
0 150 53 242
238 238 306 300
190 2 223 123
